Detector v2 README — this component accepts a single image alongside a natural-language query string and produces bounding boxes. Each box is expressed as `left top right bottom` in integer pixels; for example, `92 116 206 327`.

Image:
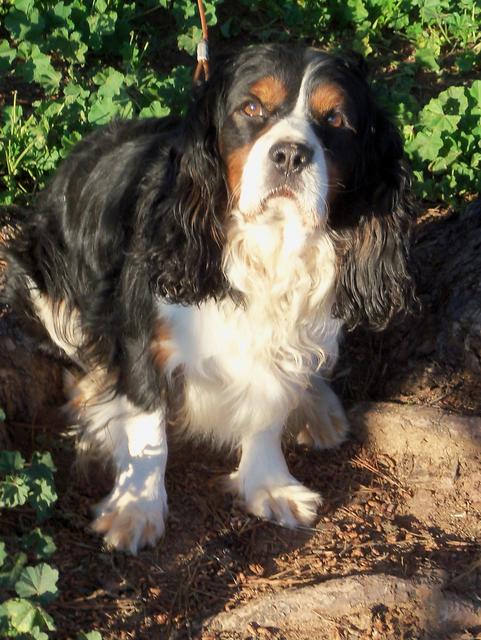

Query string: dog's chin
264 192 325 232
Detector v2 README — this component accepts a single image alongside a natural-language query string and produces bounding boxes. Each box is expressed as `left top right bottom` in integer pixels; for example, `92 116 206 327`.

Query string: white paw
296 384 349 450
92 490 168 554
228 473 321 527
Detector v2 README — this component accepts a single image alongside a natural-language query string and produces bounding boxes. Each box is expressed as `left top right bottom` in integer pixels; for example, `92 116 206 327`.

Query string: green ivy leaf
50 28 89 65
471 152 481 168
407 130 444 162
52 0 74 27
0 473 30 508
415 47 440 72
0 407 5 421
419 0 449 23
0 39 16 74
430 145 462 173
440 85 469 113
18 44 62 93
346 0 369 24
203 0 219 25
2 598 55 634
469 80 481 115
2 598 37 632
64 81 90 105
139 101 171 118
28 476 58 521
87 10 118 50
77 632 103 640
420 99 460 133
0 450 25 474
5 4 46 42
93 67 125 98
15 563 59 604
60 130 83 157
87 96 118 125
175 0 197 21
0 552 28 590
21 528 57 560
0 602 11 634
177 26 203 55
0 541 6 568
30 452 56 475
14 0 36 13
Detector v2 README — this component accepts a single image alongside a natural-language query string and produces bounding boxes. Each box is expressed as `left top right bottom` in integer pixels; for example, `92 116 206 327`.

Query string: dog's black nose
269 141 313 176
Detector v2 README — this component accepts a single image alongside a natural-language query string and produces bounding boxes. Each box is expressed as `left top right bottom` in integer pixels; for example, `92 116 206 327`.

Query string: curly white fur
155 194 343 528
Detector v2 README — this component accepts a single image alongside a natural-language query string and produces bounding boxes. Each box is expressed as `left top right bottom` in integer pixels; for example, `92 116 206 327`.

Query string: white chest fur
157 201 342 445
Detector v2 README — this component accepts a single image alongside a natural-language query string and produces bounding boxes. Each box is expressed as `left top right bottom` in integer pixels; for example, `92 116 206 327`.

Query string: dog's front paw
296 383 349 450
92 489 168 553
228 472 321 527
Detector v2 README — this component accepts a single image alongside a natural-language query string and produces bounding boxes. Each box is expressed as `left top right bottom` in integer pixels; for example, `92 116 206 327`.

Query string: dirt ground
1 206 481 639
1 388 480 639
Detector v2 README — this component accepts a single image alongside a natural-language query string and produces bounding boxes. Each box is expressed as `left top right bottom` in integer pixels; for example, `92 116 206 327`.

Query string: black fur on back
1 71 233 409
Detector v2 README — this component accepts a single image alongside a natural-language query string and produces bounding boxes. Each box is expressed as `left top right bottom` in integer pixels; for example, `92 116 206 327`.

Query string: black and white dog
1 44 414 553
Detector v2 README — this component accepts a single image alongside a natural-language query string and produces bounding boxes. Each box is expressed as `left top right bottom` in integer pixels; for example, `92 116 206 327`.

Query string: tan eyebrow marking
310 83 345 117
250 76 288 111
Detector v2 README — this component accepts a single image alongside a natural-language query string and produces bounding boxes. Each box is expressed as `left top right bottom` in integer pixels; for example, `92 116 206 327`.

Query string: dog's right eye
241 99 265 118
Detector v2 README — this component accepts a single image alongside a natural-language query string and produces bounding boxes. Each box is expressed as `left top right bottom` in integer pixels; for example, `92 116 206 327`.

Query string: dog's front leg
228 424 321 527
87 398 168 554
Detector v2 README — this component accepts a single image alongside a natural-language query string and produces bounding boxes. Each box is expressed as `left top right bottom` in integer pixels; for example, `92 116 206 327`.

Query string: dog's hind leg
293 377 349 450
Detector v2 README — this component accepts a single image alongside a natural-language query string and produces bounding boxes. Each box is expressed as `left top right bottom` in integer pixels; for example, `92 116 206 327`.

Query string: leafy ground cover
0 449 99 638
0 0 480 207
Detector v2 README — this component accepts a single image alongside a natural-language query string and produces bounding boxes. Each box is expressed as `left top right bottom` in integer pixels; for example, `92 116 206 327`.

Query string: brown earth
1 204 480 639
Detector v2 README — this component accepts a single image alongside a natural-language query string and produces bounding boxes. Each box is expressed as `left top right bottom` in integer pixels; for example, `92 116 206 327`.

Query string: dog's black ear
333 105 417 330
145 64 230 305
342 50 369 79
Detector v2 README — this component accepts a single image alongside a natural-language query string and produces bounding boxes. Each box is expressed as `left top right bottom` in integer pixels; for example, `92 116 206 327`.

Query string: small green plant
0 450 58 639
405 80 481 202
0 448 101 639
0 0 220 205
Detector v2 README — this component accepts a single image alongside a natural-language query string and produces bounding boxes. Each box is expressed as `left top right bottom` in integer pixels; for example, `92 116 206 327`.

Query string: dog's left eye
326 110 344 128
242 99 265 118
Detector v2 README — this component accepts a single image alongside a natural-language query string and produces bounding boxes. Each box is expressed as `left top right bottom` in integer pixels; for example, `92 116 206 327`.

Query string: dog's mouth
260 186 298 209
238 185 309 221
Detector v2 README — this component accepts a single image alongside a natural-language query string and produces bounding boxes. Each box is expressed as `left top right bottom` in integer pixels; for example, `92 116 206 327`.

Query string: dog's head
159 44 415 327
